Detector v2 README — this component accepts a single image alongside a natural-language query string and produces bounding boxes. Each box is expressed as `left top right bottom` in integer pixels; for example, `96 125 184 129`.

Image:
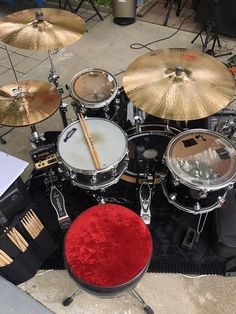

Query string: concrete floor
1 2 236 313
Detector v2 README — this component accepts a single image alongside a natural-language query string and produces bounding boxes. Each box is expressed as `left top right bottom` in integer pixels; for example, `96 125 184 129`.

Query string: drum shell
67 154 128 190
121 123 180 184
161 171 232 214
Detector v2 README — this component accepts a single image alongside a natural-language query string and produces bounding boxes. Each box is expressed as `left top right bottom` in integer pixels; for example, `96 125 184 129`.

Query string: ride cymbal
123 48 235 121
0 80 61 126
0 8 86 50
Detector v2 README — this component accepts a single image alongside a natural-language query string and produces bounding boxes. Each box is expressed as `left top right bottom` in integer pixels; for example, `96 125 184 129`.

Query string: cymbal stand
30 125 45 147
0 45 22 144
48 50 68 128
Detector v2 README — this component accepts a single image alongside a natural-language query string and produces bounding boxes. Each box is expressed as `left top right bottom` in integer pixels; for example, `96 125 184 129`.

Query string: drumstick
77 112 102 169
0 249 13 264
29 209 44 229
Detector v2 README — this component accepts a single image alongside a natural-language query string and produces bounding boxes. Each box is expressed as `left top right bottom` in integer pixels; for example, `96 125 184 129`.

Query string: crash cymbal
0 8 86 50
123 48 235 121
0 80 61 126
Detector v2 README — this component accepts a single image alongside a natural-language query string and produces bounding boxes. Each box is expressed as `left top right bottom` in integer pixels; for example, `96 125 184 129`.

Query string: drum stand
48 50 68 128
63 287 154 313
182 213 208 249
91 189 128 205
30 125 46 147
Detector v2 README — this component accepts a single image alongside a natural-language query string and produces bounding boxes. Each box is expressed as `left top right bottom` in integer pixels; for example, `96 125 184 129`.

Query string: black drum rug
28 173 235 276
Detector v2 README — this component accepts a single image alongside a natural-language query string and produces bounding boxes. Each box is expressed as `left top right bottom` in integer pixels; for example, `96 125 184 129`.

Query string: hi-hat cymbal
0 8 86 50
0 80 61 126
123 48 235 121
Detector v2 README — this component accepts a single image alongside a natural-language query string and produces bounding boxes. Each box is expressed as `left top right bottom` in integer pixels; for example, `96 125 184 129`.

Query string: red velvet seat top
64 203 153 288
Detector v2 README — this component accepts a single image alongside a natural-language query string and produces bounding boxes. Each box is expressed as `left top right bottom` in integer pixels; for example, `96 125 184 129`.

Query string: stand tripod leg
191 29 203 44
63 288 83 306
74 0 103 20
59 102 68 128
63 0 74 11
164 0 174 26
130 289 154 314
0 136 7 144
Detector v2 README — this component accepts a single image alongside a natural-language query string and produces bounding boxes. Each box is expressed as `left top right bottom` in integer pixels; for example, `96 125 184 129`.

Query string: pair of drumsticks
77 112 102 169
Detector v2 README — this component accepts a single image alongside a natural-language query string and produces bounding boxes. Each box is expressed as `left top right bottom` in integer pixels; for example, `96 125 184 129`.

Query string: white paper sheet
0 152 28 197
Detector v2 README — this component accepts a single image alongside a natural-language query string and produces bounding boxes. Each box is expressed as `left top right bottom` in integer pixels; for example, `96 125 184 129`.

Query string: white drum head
58 118 127 171
165 129 236 190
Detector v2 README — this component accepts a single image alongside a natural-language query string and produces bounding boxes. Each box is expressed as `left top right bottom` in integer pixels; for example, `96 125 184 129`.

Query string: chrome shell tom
161 129 236 214
57 118 128 190
70 68 122 122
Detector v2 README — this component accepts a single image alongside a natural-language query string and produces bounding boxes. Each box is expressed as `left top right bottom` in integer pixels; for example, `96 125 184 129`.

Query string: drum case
0 205 57 285
211 189 236 259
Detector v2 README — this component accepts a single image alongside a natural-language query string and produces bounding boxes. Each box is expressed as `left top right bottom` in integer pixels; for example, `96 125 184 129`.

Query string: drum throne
63 203 154 313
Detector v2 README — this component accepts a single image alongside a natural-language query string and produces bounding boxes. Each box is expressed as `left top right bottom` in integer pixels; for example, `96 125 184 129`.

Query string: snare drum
58 118 128 190
162 129 236 214
70 69 122 122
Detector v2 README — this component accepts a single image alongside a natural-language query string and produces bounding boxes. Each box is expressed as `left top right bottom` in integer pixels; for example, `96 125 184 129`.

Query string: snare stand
48 50 68 128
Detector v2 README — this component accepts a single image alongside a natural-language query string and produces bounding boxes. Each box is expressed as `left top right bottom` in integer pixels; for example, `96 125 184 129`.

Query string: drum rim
57 118 128 174
70 68 119 108
165 128 236 191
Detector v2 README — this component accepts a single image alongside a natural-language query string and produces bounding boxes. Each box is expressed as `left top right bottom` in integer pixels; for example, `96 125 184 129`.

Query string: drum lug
199 189 208 199
115 98 120 105
90 175 97 184
218 196 226 205
111 168 117 178
134 115 143 133
170 193 177 201
227 184 234 190
116 89 121 96
194 202 201 211
171 178 179 187
70 171 77 181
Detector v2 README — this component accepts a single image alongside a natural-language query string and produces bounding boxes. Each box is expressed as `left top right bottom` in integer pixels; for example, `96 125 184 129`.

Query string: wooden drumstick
77 112 102 169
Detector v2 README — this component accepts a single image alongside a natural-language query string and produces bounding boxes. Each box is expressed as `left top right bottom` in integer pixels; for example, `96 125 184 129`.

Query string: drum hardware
50 184 71 230
123 48 235 121
139 182 152 225
182 213 209 250
48 50 68 128
215 118 236 147
42 168 71 230
30 125 46 147
162 128 236 215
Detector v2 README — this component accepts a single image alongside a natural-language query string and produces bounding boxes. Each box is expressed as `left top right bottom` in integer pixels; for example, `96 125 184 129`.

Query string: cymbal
0 8 86 50
123 48 235 121
0 80 61 126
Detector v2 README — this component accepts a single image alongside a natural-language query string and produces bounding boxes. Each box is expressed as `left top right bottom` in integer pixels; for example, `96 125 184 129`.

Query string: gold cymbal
123 48 235 121
0 80 61 126
0 8 86 50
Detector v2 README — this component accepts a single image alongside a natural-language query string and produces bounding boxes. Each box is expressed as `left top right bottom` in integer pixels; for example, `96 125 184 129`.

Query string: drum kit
0 8 236 228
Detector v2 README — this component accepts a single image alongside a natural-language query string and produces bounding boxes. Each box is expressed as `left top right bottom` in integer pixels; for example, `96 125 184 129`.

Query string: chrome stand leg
63 288 83 306
130 289 154 314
